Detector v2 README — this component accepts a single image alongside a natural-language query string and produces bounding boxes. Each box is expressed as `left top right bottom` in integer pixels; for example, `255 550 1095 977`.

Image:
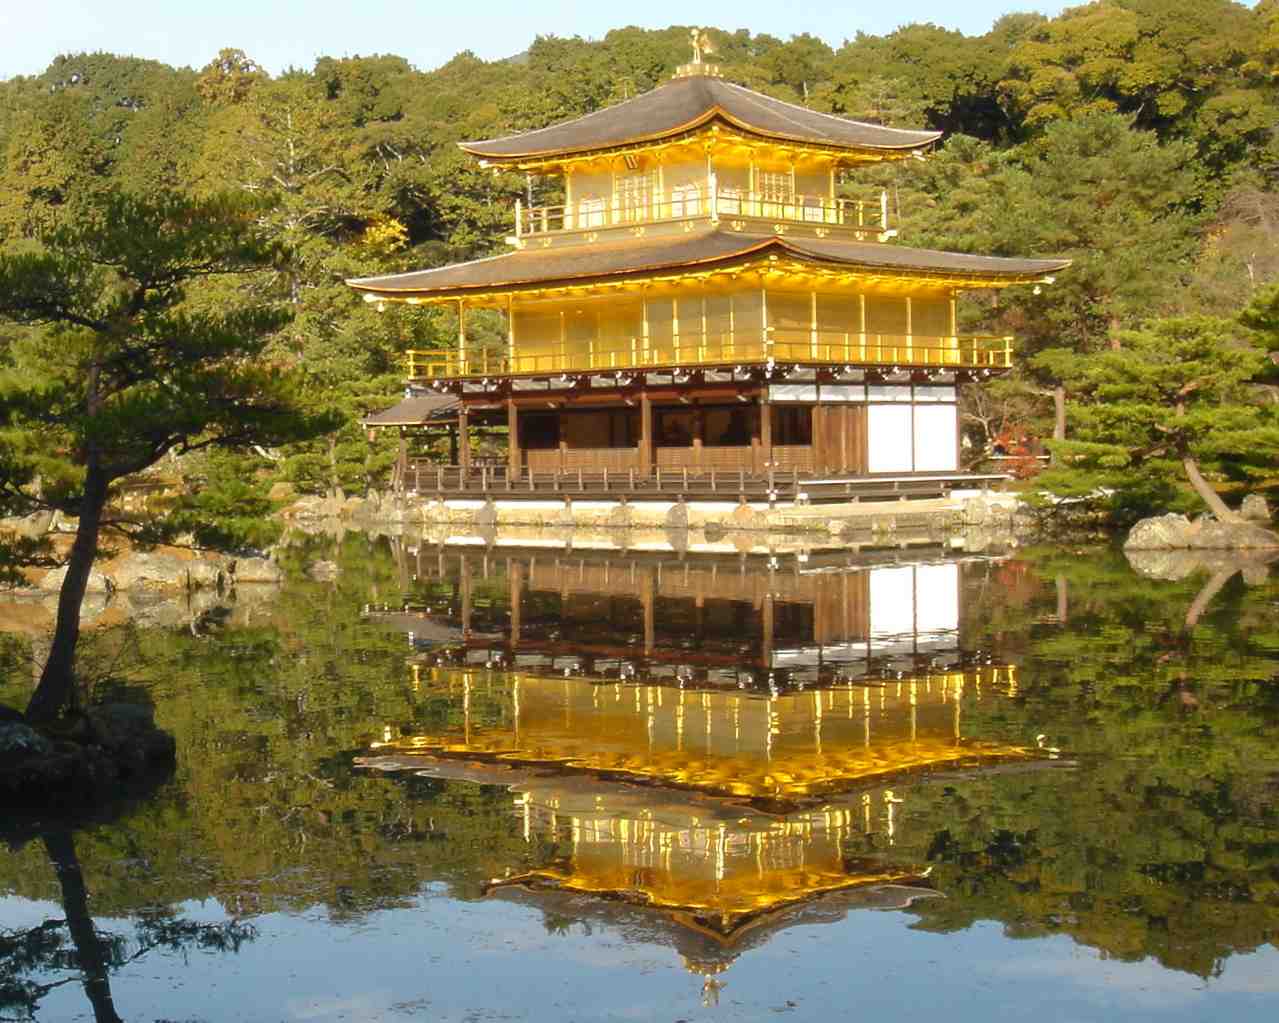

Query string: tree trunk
26 468 110 722
43 830 125 1023
1185 566 1239 629
1053 384 1067 445
1183 455 1241 522
1108 314 1123 351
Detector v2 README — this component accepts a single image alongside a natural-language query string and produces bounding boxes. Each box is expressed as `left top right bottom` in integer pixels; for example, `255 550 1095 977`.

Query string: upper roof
347 228 1070 300
460 71 942 164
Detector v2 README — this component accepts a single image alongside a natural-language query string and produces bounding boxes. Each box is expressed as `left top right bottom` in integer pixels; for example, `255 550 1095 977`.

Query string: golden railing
405 331 1013 380
516 190 889 236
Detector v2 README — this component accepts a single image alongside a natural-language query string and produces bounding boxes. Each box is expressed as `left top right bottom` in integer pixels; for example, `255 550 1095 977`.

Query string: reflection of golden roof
370 667 1032 805
360 755 938 956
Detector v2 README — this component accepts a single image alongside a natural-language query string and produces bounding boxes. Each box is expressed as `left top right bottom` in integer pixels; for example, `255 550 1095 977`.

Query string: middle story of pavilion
350 57 1070 483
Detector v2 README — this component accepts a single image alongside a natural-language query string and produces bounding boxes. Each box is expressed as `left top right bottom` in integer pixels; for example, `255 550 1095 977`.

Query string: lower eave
347 229 1070 304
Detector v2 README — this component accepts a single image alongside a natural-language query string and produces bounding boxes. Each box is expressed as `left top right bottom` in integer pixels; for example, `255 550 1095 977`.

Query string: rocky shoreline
0 702 176 808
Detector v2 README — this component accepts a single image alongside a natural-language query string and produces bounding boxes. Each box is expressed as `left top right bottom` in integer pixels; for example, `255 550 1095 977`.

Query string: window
520 413 559 450
670 182 702 218
616 171 655 223
655 410 694 447
704 407 752 447
773 406 812 446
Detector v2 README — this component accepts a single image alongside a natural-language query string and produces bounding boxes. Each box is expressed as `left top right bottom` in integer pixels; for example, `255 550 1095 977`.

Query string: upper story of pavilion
347 52 1070 387
460 61 942 247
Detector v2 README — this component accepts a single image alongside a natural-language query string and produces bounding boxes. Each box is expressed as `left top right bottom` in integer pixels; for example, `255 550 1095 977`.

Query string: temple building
351 43 1069 499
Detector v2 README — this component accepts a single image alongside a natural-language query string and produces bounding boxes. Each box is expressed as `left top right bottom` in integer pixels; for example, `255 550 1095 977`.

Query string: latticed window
758 170 793 202
616 171 656 223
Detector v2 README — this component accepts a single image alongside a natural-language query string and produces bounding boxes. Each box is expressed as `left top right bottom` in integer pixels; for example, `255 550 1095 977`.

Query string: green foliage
1036 315 1279 520
161 450 282 551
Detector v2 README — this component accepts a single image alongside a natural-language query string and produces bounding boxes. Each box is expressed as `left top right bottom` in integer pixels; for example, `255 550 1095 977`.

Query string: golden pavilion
351 38 1069 499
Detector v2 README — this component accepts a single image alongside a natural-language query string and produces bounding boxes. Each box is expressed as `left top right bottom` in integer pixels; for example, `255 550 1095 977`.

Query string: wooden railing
396 462 1006 504
516 190 890 236
406 332 1013 380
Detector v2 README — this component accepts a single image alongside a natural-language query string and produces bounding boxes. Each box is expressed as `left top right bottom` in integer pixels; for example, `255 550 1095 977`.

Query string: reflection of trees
2 830 255 1022
914 547 1279 978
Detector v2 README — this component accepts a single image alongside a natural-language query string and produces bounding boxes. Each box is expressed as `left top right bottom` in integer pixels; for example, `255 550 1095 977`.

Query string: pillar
639 390 653 476
509 559 523 643
507 397 520 478
459 554 472 639
760 397 773 469
458 407 471 473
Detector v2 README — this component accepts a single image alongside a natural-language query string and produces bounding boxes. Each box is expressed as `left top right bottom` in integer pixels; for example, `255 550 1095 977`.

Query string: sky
0 0 1085 80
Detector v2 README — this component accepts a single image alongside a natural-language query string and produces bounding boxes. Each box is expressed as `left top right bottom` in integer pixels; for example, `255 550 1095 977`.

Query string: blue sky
0 0 1088 79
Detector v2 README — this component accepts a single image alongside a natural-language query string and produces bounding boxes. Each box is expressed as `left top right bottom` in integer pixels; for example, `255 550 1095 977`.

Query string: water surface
2 536 1277 1022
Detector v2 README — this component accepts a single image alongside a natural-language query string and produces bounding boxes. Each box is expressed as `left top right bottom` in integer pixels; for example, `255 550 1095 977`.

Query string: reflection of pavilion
371 548 1002 690
357 757 941 985
361 550 1032 983
371 667 1025 804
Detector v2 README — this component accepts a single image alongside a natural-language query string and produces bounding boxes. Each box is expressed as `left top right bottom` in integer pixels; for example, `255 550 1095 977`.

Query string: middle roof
460 71 943 165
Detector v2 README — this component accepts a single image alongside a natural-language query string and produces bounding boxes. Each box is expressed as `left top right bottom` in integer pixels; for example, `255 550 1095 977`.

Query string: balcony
516 190 891 239
406 331 1012 381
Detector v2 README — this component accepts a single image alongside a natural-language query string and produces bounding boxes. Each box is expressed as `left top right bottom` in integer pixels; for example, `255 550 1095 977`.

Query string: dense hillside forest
2 0 1279 512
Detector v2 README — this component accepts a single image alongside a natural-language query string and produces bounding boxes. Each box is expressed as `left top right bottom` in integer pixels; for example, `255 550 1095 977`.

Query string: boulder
184 555 230 590
606 503 634 530
108 551 194 592
664 501 689 531
306 560 339 582
1126 512 1279 550
0 722 54 762
267 480 297 502
1240 494 1271 523
1194 518 1279 550
233 557 283 584
1124 513 1195 550
37 565 113 594
0 510 54 539
86 703 176 769
702 520 727 543
962 497 989 526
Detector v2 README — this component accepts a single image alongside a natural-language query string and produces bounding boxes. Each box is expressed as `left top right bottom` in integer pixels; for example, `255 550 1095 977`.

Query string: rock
37 565 113 594
86 703 176 768
184 555 230 590
0 722 54 761
233 557 282 584
1124 550 1202 581
1194 519 1279 550
0 510 54 540
664 501 689 531
108 552 194 592
281 495 328 520
475 500 498 529
306 560 339 582
1126 512 1279 550
606 503 634 530
702 521 726 543
267 481 297 502
729 503 764 531
1240 494 1271 523
1124 513 1195 550
962 497 989 526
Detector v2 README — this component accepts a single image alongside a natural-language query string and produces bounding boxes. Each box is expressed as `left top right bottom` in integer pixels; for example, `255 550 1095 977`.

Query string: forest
2 0 1279 519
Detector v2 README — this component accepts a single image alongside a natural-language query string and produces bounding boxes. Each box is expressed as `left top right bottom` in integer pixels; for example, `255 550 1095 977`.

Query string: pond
2 534 1278 1022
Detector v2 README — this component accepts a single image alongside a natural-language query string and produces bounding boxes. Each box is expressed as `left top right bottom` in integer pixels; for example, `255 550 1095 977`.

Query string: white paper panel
869 566 916 640
868 404 913 472
768 384 818 403
913 404 958 471
913 563 959 637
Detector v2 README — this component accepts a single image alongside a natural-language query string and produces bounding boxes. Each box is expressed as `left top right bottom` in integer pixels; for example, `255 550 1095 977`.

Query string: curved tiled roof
460 73 941 162
347 229 1070 299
